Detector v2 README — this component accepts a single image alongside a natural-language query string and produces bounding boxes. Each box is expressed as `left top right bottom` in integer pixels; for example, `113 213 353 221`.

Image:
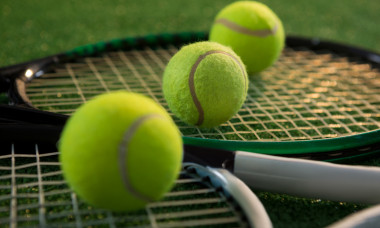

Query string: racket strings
24 46 380 141
0 144 249 227
241 48 380 140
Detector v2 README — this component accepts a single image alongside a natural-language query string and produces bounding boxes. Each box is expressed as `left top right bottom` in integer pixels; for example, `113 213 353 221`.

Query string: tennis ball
209 1 285 74
59 91 183 212
163 41 248 128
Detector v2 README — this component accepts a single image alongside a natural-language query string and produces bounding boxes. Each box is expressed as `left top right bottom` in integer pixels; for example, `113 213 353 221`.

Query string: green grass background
1 0 379 67
1 0 380 227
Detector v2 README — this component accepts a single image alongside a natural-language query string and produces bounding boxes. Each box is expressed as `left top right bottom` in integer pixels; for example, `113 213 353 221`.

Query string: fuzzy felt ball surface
163 41 248 128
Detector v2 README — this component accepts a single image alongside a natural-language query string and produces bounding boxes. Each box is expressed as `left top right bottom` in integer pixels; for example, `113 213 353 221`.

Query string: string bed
24 46 380 141
0 144 249 227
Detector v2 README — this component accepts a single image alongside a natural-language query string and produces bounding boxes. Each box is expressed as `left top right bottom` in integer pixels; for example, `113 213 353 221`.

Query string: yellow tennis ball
209 1 285 74
59 91 183 212
163 41 248 128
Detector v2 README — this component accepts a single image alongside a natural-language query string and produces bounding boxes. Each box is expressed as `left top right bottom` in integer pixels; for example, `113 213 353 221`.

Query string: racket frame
1 32 380 162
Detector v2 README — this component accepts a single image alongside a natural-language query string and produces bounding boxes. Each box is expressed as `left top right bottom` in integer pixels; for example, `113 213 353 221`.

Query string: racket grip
234 151 380 204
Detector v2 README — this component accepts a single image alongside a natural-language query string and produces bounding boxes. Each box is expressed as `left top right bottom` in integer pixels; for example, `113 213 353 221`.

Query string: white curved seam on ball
215 18 278 37
118 114 163 203
189 50 247 126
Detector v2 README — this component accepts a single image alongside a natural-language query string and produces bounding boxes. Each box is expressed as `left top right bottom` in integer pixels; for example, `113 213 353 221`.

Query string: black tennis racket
1 32 380 162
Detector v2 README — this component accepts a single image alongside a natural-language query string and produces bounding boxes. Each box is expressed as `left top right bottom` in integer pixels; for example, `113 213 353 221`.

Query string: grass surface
1 0 380 227
1 0 379 67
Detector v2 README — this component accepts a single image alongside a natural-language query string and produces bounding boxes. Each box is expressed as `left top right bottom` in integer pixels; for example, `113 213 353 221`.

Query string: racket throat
183 144 236 171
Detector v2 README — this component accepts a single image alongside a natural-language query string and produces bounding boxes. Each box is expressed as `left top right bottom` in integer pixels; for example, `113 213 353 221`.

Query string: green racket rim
3 31 380 162
65 32 208 57
183 130 380 156
43 32 380 161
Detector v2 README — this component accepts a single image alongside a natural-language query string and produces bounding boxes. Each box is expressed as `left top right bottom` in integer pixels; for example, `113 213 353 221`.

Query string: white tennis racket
1 106 380 227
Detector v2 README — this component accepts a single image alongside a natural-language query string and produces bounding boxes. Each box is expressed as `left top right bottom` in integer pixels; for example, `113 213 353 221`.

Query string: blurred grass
1 0 379 68
1 0 380 227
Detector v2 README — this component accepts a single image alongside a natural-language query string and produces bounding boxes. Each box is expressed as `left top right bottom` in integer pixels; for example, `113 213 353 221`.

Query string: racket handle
234 151 380 204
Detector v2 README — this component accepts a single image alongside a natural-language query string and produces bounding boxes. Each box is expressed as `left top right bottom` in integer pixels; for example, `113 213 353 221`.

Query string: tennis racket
327 204 380 228
1 108 380 228
1 32 380 162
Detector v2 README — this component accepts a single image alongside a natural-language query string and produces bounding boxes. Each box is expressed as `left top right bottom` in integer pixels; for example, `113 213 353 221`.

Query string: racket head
0 140 269 228
1 32 380 162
